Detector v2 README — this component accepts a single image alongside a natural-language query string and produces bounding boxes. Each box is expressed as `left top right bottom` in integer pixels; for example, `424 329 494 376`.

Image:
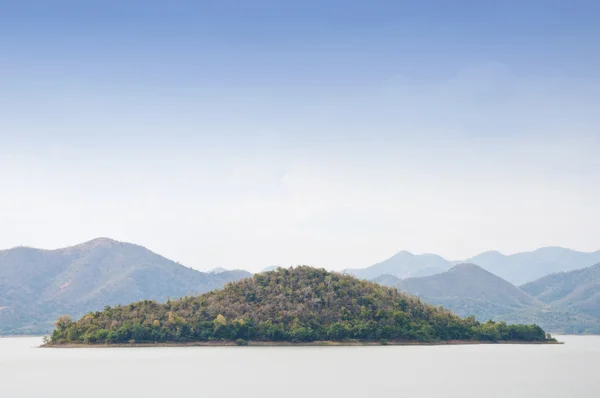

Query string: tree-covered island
47 267 556 346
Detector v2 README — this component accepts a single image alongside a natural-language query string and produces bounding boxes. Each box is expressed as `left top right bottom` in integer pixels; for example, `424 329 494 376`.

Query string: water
1 336 599 397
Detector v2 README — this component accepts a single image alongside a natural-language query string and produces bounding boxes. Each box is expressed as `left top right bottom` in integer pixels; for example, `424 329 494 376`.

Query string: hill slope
0 238 251 335
374 264 543 321
343 251 453 280
465 247 600 285
48 267 553 345
521 263 600 318
374 264 600 334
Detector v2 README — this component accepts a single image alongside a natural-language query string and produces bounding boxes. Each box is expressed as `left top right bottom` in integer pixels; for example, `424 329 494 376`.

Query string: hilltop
0 238 251 335
374 264 543 321
343 251 453 280
208 267 229 274
48 266 553 345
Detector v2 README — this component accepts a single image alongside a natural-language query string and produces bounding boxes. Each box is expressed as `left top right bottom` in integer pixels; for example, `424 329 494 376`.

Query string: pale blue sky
1 1 599 271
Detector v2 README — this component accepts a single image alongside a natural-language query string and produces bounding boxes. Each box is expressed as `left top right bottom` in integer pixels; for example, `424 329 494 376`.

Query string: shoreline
41 339 562 348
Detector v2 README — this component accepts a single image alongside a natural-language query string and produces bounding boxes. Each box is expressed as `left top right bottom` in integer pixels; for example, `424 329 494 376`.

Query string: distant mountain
464 247 600 285
0 238 251 335
370 274 403 287
373 264 600 334
374 264 542 321
217 269 254 281
343 251 452 280
522 263 600 319
348 247 600 285
208 267 229 274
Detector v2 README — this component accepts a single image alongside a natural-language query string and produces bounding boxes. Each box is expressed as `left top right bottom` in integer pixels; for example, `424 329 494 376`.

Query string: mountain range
375 263 600 334
463 247 600 285
344 247 600 285
375 263 542 313
0 238 251 335
2 238 600 335
343 251 452 280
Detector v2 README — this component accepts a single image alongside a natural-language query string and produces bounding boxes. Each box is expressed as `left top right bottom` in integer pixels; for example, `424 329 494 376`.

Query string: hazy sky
1 1 600 271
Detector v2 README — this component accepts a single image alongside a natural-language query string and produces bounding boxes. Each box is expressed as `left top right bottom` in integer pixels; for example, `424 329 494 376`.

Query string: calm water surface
1 336 598 397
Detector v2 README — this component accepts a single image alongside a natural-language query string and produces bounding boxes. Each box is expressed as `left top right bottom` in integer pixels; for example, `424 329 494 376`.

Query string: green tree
54 315 73 331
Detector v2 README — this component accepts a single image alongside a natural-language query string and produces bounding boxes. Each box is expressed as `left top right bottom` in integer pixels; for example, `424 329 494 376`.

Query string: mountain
373 264 600 334
374 264 543 321
347 247 600 285
47 266 553 345
217 269 254 279
0 238 251 335
464 247 600 285
522 263 600 319
208 267 229 274
343 251 453 280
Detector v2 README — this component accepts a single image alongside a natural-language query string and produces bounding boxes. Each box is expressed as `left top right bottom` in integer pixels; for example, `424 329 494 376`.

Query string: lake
1 336 599 397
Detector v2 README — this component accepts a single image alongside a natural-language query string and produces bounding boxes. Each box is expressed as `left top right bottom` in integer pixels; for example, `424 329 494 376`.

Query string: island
46 266 556 346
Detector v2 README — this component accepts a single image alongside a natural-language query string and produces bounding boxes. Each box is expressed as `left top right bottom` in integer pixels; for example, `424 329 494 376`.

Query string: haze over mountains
344 247 600 285
522 264 600 319
463 247 600 285
2 238 600 335
344 251 453 280
375 264 542 314
346 247 600 333
375 263 600 334
0 238 251 335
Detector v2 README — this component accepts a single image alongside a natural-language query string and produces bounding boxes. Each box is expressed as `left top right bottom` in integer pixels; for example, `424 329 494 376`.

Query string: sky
1 1 600 272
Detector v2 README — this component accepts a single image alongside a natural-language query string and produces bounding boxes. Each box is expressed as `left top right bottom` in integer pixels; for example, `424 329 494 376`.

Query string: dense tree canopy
49 267 553 345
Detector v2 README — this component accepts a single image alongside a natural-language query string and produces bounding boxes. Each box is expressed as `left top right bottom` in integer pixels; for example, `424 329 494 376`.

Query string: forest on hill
49 267 553 345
